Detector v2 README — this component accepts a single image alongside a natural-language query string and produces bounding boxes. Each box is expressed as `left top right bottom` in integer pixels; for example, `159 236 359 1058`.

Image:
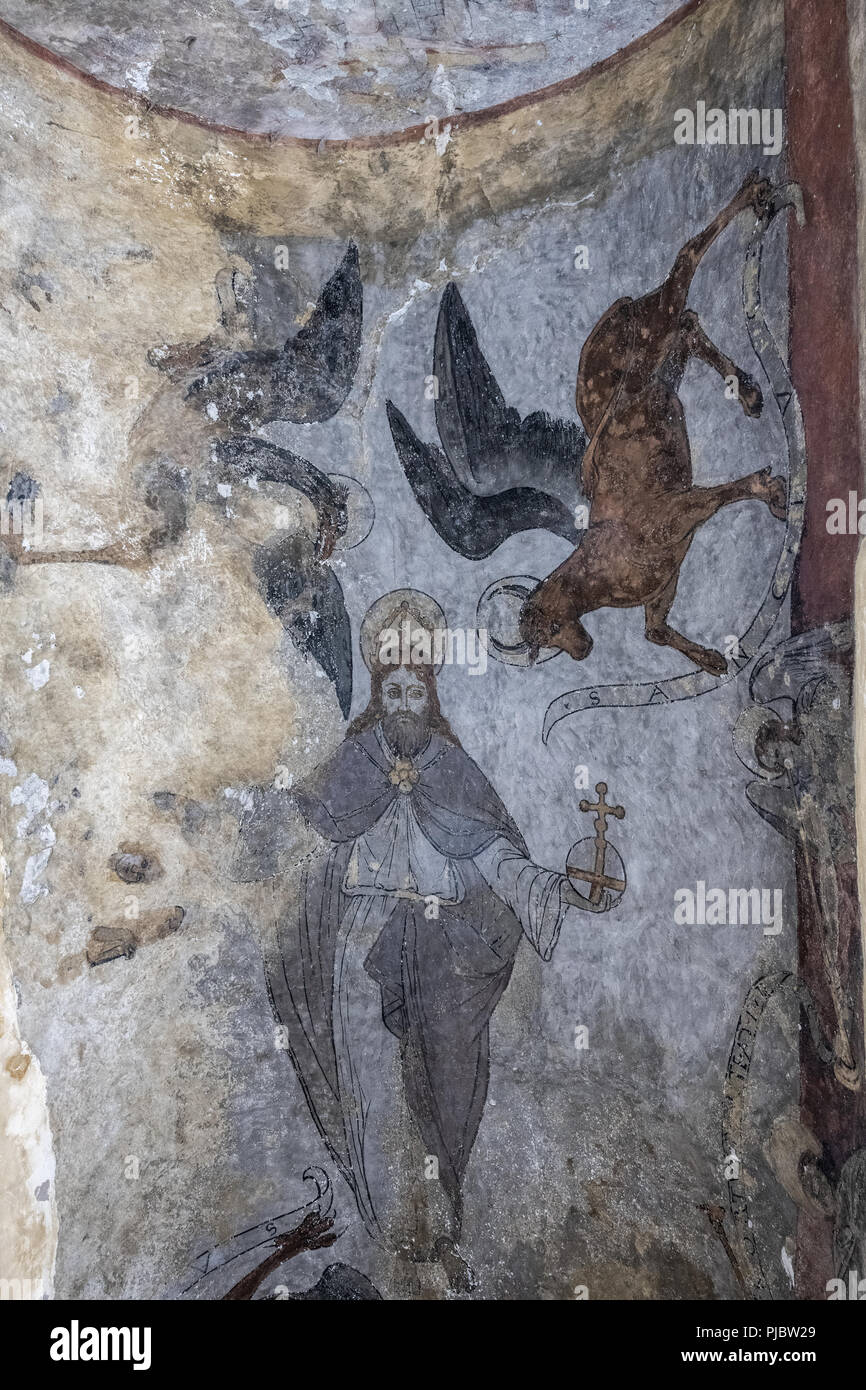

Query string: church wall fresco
0 0 862 1308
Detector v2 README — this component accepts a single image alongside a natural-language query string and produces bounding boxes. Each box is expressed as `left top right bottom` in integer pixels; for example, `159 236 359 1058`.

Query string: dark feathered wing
434 282 586 500
386 402 578 560
253 534 352 720
186 244 362 431
218 436 354 717
387 282 587 559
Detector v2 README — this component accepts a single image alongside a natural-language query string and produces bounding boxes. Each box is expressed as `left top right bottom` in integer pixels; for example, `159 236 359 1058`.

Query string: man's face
382 665 428 717
381 665 430 757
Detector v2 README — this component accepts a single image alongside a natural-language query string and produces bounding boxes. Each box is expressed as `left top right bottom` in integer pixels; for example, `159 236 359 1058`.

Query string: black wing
434 281 585 502
186 244 362 431
387 282 587 559
386 402 578 560
253 534 352 720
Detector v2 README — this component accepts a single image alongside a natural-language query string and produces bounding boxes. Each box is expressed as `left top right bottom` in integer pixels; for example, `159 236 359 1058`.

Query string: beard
381 710 430 758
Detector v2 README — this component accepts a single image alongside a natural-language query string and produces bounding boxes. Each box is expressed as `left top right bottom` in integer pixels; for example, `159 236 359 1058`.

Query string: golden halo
360 588 448 672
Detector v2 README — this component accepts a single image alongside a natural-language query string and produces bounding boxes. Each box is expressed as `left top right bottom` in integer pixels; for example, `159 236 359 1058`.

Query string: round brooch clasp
389 759 419 795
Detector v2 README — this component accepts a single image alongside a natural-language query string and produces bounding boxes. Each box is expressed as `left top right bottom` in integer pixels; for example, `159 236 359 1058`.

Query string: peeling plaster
0 848 58 1297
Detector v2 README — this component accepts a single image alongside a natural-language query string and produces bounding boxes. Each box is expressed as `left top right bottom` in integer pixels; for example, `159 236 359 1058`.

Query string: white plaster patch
124 60 153 94
24 661 50 691
387 279 432 326
224 786 254 812
11 774 49 834
20 848 51 903
435 123 452 157
431 64 456 108
0 865 58 1293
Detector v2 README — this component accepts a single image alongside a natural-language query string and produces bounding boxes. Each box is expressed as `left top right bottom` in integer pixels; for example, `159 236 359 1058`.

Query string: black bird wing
186 244 362 431
434 281 586 503
386 401 578 561
386 282 587 559
253 534 352 720
286 243 362 411
211 438 353 717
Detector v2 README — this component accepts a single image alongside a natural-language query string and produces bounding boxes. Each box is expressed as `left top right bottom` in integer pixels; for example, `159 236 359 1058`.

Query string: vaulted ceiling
0 0 685 137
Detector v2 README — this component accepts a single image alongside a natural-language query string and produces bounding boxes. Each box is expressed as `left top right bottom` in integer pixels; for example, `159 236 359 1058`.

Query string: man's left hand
562 881 615 913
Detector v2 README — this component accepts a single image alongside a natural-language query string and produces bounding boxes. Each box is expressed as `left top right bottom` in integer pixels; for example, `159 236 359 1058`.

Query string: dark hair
348 662 459 744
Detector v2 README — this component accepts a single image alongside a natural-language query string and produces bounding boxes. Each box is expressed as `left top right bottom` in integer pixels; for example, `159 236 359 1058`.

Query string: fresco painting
0 0 863 1322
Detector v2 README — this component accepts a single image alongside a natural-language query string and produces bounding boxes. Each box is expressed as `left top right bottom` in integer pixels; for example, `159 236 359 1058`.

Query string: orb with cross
566 782 627 909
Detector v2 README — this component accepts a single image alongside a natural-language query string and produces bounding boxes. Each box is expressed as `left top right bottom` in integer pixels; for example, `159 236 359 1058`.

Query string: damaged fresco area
0 0 687 139
0 0 863 1304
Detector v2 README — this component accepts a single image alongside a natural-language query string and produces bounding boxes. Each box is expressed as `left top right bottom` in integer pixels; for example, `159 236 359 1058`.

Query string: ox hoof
695 647 728 677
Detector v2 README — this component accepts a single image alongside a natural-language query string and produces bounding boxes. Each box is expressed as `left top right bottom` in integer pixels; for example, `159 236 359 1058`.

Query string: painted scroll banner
178 1168 333 1298
542 184 807 744
721 969 839 1299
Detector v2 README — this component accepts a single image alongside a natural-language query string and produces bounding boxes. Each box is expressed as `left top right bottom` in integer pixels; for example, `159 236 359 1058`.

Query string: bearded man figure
258 590 619 1288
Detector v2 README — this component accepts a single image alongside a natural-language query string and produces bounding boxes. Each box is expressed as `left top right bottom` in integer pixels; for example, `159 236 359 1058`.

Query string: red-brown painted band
786 0 862 631
786 0 864 1300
